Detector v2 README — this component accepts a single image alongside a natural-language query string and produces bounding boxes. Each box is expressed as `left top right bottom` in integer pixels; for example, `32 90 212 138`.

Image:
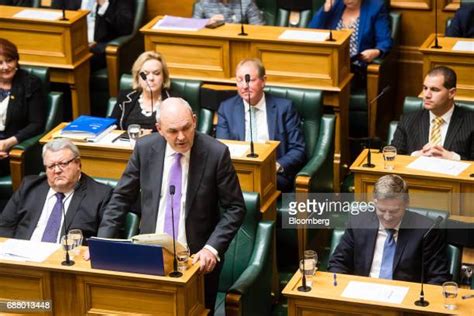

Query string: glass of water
299 258 316 287
442 281 458 310
382 145 397 170
68 229 83 256
127 124 141 148
304 250 318 275
60 234 75 256
176 248 190 272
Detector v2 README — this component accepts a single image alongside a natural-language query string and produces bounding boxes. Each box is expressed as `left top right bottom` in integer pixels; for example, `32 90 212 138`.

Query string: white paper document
341 281 409 304
13 9 63 21
225 143 249 158
279 30 329 42
0 239 60 263
452 40 474 52
152 15 209 31
406 156 470 176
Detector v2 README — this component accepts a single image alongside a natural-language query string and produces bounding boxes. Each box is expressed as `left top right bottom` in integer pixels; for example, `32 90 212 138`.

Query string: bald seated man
98 97 246 314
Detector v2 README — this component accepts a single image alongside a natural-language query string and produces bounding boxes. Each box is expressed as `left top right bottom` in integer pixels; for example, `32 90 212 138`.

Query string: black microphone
326 0 336 42
238 0 248 36
140 72 154 118
245 74 258 158
414 215 444 307
60 0 68 21
60 181 80 266
432 0 442 49
367 85 391 137
168 185 182 278
297 223 311 292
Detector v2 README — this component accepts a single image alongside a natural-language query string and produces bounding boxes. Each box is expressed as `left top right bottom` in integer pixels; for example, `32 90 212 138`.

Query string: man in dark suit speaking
0 139 113 242
98 97 246 313
216 58 306 192
329 174 450 285
391 66 474 160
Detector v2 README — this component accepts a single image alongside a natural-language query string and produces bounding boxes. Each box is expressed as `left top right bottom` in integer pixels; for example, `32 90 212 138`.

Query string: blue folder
88 238 165 276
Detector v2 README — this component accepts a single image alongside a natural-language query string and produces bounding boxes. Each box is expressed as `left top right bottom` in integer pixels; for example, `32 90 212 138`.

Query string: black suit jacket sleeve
424 229 451 284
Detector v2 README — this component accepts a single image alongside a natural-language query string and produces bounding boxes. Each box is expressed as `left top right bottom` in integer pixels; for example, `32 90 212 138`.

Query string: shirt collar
243 93 266 112
429 105 454 125
165 142 191 160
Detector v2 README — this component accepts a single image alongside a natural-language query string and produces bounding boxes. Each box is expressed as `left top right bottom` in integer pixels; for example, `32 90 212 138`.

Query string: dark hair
427 66 457 89
0 38 19 61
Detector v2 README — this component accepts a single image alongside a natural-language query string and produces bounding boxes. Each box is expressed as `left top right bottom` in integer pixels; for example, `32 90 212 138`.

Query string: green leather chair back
21 65 49 105
275 8 313 27
256 0 278 25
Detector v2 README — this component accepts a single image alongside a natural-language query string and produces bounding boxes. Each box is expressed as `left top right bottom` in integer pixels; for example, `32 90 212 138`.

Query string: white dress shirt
30 189 75 243
369 222 400 278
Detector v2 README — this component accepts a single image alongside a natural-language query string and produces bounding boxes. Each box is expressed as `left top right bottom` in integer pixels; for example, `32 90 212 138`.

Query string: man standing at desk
216 58 306 192
0 139 113 242
391 66 474 160
98 97 246 314
329 174 450 284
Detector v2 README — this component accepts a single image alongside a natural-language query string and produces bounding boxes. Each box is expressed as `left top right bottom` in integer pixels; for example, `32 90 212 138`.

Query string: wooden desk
141 17 353 191
39 123 280 217
283 271 474 315
0 6 92 118
351 149 474 216
0 238 206 315
419 34 474 102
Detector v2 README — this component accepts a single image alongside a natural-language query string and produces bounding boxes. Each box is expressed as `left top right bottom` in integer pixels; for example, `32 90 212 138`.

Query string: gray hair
42 138 80 161
156 97 194 122
373 174 409 203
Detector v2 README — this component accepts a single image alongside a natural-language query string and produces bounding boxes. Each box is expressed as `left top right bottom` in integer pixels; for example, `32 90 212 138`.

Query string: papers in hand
452 40 474 52
406 156 470 176
341 281 409 304
13 9 63 21
153 15 209 31
279 30 330 42
0 239 60 262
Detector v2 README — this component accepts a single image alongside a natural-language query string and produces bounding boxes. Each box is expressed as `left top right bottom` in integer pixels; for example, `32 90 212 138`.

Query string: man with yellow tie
392 66 474 160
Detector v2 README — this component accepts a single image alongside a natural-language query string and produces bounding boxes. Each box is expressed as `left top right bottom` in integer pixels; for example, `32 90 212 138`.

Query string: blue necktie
379 229 396 279
164 153 182 240
41 192 65 243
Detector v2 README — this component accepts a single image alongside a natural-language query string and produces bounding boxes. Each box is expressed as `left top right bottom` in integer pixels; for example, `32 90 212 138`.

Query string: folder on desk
88 238 164 276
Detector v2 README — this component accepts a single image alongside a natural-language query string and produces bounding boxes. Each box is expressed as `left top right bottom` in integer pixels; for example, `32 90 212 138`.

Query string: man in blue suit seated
329 175 450 285
216 58 306 192
446 3 474 38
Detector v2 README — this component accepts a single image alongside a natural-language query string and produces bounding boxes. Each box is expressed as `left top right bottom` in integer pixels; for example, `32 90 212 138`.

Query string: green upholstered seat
106 74 214 135
0 66 63 205
275 0 325 27
215 192 274 315
256 0 278 25
90 0 146 116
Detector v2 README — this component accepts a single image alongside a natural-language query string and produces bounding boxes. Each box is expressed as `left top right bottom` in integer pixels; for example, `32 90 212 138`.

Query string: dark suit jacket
308 0 392 57
3 69 46 143
446 3 474 38
0 0 32 6
329 211 451 285
0 173 113 241
391 106 474 160
51 0 134 44
98 132 246 255
216 93 306 192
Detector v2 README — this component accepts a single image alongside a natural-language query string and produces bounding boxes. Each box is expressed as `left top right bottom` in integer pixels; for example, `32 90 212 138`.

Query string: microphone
414 216 444 307
362 139 375 168
168 185 182 278
367 85 391 137
297 222 311 292
245 74 258 158
238 0 248 36
60 0 68 21
326 0 336 42
431 0 442 49
60 182 80 266
140 72 154 117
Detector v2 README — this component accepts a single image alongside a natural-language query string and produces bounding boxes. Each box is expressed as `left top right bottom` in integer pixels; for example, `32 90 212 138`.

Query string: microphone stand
362 140 375 168
431 0 442 49
325 1 335 42
297 224 311 292
60 0 68 21
245 75 258 158
61 192 75 266
238 0 247 36
168 185 182 278
140 72 154 113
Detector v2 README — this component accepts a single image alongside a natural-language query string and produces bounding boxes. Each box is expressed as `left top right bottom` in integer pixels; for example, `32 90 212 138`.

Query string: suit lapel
233 98 246 140
64 176 87 232
362 215 379 274
420 110 430 147
444 106 462 149
266 94 277 140
148 138 166 232
393 214 411 272
185 134 208 217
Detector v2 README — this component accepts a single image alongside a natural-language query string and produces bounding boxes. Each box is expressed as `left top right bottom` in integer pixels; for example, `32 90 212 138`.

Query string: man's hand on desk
192 248 217 274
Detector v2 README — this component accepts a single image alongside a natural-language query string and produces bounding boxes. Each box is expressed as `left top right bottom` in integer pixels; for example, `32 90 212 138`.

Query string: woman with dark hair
109 51 178 132
0 38 46 175
309 0 392 87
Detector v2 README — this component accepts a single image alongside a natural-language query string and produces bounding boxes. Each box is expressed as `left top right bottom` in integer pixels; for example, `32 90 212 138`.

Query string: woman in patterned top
308 0 392 86
193 0 265 25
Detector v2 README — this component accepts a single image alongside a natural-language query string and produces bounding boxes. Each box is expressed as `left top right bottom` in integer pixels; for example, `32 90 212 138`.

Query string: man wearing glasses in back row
0 138 112 243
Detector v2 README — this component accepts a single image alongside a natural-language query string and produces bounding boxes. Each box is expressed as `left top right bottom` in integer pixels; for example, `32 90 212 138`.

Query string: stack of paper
56 115 117 142
0 239 60 262
153 15 209 31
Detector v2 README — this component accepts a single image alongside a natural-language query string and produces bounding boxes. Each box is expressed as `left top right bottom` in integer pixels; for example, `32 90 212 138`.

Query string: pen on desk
462 294 474 299
333 273 337 286
111 133 122 143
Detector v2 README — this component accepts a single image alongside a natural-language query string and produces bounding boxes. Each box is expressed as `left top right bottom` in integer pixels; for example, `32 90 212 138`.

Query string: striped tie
429 117 444 145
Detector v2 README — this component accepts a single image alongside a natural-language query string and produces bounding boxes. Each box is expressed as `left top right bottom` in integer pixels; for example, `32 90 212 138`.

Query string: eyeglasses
45 157 78 171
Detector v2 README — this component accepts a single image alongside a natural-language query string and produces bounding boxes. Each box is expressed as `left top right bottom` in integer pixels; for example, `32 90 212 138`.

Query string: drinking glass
382 145 397 170
60 234 74 256
304 250 318 275
68 229 83 256
299 258 316 287
442 281 458 310
176 248 190 272
127 124 141 148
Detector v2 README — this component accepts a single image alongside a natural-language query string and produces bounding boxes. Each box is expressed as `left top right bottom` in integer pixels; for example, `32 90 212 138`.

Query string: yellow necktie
429 117 444 145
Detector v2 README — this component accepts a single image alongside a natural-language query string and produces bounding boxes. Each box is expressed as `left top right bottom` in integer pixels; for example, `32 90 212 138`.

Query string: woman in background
110 51 177 132
193 0 265 25
0 38 46 175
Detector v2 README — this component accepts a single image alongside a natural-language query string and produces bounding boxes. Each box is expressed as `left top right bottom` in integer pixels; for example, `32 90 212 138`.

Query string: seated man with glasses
0 138 113 243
